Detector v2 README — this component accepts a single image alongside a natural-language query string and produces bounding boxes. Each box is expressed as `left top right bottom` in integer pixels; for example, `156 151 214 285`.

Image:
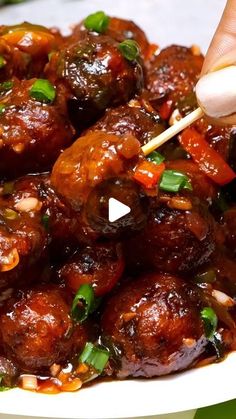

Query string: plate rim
0 351 235 418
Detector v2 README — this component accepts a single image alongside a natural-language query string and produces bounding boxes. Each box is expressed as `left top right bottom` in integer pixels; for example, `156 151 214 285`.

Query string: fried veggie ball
86 97 165 146
58 242 125 297
0 23 63 79
0 222 47 293
0 178 49 291
101 273 206 378
0 286 88 372
0 179 48 291
0 171 87 290
0 39 29 82
4 174 82 262
146 45 203 109
46 33 144 128
0 78 74 178
124 201 215 273
51 131 148 240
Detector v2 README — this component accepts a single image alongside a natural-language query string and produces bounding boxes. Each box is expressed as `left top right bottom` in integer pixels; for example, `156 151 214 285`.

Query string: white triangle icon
108 198 131 223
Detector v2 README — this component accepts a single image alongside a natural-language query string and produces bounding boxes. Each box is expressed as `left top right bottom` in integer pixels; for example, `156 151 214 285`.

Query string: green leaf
195 400 236 419
0 0 25 5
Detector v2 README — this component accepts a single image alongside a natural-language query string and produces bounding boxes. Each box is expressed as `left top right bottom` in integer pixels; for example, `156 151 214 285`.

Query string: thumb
196 0 236 124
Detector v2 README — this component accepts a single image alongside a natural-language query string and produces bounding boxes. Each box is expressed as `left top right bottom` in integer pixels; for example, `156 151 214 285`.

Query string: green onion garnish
195 269 216 284
200 307 218 340
84 11 109 33
118 40 140 61
71 284 95 323
212 332 224 359
0 104 6 115
79 342 110 373
29 79 56 104
214 191 229 212
3 208 18 220
41 213 50 231
0 375 10 392
0 81 13 93
2 181 14 195
160 170 192 193
0 56 6 69
48 51 56 62
147 151 165 165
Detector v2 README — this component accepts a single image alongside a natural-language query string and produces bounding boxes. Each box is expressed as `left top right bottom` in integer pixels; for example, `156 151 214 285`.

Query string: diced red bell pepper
179 127 236 186
133 160 165 189
159 100 173 120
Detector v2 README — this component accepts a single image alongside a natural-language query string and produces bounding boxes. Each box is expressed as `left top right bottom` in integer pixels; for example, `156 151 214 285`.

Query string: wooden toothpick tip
141 107 204 156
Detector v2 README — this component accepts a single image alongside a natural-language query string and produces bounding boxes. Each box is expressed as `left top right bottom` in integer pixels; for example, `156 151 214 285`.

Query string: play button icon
108 198 131 223
86 177 148 236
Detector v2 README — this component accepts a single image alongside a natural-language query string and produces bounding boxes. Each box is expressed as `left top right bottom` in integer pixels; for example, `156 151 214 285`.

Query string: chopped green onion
48 51 55 61
160 170 193 193
79 342 110 373
2 181 14 195
118 40 140 61
195 269 216 284
200 307 218 340
0 81 13 93
183 178 193 191
212 332 224 359
29 79 56 104
0 375 10 392
79 342 94 363
41 213 50 231
214 192 229 212
3 208 18 220
71 284 95 323
0 104 6 115
147 151 165 165
84 11 109 33
0 56 6 69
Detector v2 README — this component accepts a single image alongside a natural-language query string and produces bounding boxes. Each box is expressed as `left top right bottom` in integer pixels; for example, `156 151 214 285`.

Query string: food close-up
0 9 236 395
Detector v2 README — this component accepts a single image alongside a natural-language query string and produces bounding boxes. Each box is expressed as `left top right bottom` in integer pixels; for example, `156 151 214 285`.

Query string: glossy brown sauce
0 14 235 394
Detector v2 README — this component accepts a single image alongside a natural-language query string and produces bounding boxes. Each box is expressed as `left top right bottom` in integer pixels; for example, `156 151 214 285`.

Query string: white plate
0 0 232 418
0 353 235 418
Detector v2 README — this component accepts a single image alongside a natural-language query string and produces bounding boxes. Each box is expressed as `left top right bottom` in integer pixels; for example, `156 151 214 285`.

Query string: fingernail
196 65 236 118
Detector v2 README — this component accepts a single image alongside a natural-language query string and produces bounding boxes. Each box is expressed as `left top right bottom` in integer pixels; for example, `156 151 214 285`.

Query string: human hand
196 0 236 124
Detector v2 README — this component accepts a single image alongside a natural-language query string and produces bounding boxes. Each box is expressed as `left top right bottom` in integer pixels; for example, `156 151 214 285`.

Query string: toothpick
142 107 204 156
